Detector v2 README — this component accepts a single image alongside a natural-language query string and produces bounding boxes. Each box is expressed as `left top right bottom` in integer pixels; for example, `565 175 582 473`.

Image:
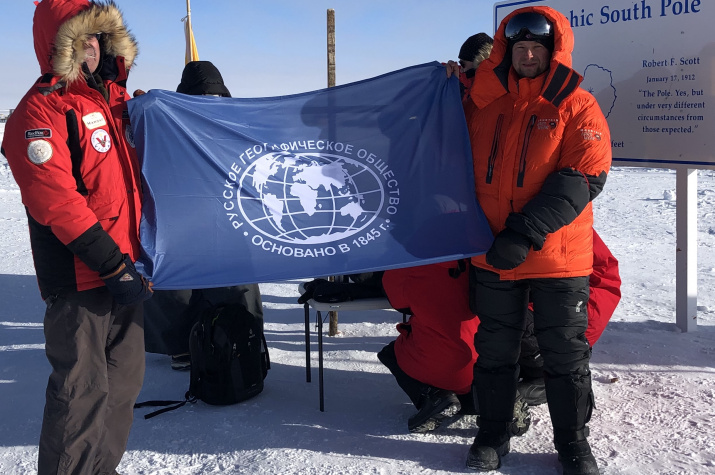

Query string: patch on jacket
91 129 112 153
537 118 558 130
25 129 52 140
82 112 107 130
580 128 603 141
27 140 53 165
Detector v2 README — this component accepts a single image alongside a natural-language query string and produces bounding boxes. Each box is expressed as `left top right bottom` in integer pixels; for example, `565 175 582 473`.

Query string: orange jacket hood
470 6 580 109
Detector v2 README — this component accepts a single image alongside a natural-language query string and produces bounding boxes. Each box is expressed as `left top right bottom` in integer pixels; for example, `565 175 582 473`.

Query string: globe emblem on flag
238 152 384 244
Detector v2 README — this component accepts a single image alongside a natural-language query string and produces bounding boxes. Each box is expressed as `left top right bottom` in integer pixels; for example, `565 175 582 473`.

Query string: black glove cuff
100 254 152 306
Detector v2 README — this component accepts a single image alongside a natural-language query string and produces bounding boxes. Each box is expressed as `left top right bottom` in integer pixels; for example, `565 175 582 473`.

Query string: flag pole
184 0 199 65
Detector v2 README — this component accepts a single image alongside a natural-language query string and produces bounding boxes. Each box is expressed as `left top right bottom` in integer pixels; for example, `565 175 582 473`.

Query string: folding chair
299 282 405 411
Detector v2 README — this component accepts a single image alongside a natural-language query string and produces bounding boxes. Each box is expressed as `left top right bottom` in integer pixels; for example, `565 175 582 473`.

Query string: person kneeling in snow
378 230 620 434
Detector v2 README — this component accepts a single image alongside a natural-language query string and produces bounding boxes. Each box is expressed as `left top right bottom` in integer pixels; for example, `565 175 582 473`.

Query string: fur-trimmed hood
33 0 138 83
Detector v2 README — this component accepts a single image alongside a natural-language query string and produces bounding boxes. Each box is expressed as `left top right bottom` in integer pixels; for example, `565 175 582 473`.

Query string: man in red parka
465 6 612 474
1 1 152 473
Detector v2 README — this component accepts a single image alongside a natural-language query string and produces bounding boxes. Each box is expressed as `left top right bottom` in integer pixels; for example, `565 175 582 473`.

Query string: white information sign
494 0 714 169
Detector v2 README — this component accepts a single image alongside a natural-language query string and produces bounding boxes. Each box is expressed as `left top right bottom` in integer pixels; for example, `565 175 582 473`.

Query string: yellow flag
184 0 199 65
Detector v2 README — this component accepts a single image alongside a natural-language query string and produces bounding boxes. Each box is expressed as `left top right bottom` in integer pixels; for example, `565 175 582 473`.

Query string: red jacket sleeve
585 230 621 345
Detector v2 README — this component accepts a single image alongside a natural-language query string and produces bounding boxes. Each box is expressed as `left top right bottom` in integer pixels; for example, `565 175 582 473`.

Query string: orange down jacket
468 6 612 279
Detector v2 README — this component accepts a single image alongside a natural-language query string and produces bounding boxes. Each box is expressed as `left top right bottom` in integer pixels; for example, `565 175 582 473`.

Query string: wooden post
327 9 336 88
326 9 339 336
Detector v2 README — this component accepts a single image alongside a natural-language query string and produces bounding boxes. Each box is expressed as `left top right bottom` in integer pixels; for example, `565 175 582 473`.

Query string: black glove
485 228 533 270
100 254 153 305
297 279 329 304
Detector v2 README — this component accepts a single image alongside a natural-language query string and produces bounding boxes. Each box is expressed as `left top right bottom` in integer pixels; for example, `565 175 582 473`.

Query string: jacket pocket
517 115 537 188
486 114 504 184
86 196 124 223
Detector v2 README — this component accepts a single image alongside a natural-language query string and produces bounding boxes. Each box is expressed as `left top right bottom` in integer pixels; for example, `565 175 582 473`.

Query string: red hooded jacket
1 0 142 298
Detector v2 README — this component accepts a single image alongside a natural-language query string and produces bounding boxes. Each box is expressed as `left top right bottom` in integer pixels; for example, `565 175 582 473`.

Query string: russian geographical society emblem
221 141 400 257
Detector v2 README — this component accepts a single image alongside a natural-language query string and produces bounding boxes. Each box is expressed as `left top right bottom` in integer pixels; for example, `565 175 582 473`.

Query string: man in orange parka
464 6 611 475
1 1 152 473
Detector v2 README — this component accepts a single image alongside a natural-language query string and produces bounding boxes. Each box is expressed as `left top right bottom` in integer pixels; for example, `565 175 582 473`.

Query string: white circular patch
27 140 53 165
91 129 112 153
124 125 135 148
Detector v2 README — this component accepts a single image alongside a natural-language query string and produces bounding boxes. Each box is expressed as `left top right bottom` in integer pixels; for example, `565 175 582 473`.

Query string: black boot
466 420 511 471
546 370 599 475
466 366 519 471
509 393 531 437
556 439 599 475
378 343 461 433
407 386 461 433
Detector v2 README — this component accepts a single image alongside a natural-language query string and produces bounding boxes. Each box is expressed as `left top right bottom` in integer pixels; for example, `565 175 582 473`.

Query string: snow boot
467 366 519 470
466 420 511 471
546 370 598 475
556 440 599 475
408 386 461 433
509 393 531 436
170 353 191 371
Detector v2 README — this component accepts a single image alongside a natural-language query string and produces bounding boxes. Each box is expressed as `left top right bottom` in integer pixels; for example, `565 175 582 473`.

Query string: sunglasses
90 33 103 41
505 12 553 41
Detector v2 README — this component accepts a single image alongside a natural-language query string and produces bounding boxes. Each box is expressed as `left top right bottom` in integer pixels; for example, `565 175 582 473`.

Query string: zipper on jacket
517 114 537 188
486 114 504 184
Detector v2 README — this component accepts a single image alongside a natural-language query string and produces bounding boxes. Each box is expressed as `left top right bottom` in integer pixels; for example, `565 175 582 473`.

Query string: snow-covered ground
1 121 714 474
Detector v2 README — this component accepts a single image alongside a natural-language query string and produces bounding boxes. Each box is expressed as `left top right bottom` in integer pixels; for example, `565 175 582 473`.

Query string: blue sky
0 0 494 108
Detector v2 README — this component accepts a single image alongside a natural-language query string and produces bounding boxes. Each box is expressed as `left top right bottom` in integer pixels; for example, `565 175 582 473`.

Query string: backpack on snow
134 301 270 419
188 302 269 405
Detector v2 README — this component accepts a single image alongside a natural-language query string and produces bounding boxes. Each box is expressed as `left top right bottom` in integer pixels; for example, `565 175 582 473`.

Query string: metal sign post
676 168 698 332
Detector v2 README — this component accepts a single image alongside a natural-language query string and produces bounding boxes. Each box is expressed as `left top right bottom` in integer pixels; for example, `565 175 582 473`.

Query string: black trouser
518 309 545 379
377 341 427 408
38 287 145 475
471 267 592 445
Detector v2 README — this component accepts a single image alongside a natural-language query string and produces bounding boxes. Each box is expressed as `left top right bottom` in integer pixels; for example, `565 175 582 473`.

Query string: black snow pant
377 341 427 408
518 309 545 380
470 267 593 447
38 287 145 475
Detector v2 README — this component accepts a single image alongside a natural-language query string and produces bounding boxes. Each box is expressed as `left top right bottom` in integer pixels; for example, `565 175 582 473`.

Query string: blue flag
128 62 493 289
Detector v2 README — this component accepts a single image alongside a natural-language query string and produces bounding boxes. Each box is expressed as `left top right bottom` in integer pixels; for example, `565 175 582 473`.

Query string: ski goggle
504 12 553 42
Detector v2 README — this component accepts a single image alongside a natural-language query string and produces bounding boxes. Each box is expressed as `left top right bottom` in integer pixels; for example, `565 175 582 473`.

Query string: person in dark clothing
142 61 264 370
462 7 612 474
1 1 152 473
176 60 232 97
457 33 494 100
